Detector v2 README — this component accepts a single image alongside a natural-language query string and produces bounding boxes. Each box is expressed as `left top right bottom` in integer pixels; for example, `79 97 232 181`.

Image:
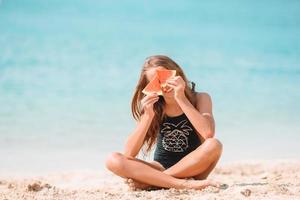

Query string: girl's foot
182 179 222 190
124 178 153 191
124 178 227 191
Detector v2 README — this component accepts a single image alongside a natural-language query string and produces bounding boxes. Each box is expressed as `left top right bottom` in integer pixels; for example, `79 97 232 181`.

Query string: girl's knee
203 138 223 155
204 138 222 148
105 152 126 173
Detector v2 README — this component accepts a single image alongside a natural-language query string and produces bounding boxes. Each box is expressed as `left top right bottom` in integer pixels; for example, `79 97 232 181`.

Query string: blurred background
0 0 299 174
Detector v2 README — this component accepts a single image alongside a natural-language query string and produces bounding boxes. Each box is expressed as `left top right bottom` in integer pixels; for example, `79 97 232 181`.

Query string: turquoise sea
0 0 300 174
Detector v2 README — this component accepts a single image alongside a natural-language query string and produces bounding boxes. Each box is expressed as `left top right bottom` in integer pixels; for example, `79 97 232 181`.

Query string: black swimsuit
154 113 202 169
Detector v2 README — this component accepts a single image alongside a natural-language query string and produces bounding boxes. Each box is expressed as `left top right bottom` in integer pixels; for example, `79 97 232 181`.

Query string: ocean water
0 0 300 174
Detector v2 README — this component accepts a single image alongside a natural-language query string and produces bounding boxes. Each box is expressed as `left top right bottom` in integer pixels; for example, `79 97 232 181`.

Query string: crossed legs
105 138 222 190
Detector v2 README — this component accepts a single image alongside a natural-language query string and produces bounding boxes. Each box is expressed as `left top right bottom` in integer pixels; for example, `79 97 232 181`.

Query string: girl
105 55 223 191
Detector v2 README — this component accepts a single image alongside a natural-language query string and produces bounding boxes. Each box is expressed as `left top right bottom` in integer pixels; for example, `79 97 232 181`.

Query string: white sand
1 160 300 200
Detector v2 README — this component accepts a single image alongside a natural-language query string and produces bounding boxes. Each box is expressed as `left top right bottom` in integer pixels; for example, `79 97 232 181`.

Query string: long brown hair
131 55 197 157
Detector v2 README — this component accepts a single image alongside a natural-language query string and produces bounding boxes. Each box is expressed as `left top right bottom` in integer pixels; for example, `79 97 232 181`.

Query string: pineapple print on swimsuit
154 113 202 169
161 120 192 152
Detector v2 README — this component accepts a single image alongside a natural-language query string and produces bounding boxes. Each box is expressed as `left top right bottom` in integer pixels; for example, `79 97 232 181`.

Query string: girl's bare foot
124 178 153 191
124 178 226 191
181 179 221 190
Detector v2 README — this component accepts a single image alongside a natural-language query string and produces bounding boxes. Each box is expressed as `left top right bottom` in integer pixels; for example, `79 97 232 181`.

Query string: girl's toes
129 182 134 187
207 180 218 187
128 178 133 183
206 180 228 189
129 182 137 190
128 183 135 190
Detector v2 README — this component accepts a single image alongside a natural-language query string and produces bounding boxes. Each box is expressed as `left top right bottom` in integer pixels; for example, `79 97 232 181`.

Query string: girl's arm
176 92 215 139
123 93 158 158
166 76 215 139
124 113 154 158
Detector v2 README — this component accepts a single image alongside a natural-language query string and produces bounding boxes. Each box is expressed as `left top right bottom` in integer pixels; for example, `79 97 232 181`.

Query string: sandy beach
1 160 299 200
1 0 300 199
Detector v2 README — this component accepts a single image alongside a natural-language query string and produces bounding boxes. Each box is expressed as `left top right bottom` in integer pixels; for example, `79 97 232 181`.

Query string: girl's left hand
165 76 186 100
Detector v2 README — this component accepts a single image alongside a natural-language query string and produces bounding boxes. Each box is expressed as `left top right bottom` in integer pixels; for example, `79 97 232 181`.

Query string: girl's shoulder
194 91 213 109
194 91 212 101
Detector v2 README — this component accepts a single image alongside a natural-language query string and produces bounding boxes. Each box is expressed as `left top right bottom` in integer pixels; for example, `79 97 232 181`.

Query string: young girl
105 55 223 191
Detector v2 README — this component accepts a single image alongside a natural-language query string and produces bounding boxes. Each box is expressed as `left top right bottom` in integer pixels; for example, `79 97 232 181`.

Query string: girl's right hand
141 93 159 117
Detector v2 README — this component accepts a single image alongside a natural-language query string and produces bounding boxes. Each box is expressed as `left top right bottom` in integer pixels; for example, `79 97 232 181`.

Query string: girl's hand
165 76 186 100
140 93 159 117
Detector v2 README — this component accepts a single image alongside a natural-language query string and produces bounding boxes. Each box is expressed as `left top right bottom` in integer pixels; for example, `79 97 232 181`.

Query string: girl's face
145 66 175 98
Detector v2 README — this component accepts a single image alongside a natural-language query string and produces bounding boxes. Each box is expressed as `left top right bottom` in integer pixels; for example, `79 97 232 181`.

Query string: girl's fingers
143 97 159 107
145 93 158 100
166 82 176 88
147 97 159 105
166 80 177 85
141 94 158 103
165 87 173 92
145 96 159 103
145 99 159 109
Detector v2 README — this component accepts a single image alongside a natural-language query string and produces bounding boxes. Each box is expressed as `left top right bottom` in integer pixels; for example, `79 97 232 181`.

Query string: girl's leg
126 138 222 190
125 161 165 190
105 152 219 190
193 157 220 180
163 138 222 179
